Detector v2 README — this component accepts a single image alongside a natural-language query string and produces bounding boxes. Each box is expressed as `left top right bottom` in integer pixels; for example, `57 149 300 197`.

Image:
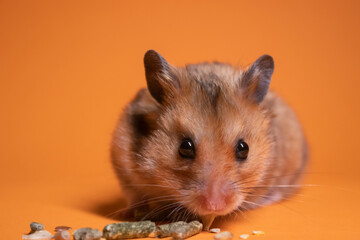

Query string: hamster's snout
199 193 227 212
195 179 236 215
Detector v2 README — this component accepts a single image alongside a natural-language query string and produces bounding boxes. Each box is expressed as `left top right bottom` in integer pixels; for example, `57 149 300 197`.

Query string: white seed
210 228 221 233
252 231 265 235
239 234 250 239
214 231 234 240
22 230 53 240
53 231 71 240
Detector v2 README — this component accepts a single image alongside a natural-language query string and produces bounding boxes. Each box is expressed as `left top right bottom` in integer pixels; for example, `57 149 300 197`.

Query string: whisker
119 183 174 189
233 171 321 187
233 207 248 219
244 192 305 203
141 202 180 221
242 184 318 189
127 195 184 210
104 195 184 218
242 199 262 207
248 194 303 215
167 204 184 221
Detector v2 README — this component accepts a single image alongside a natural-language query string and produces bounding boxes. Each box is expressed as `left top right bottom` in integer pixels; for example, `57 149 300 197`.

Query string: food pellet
73 228 102 240
155 221 203 239
103 221 156 239
155 221 189 238
210 228 221 233
214 231 234 240
171 221 203 240
53 230 71 240
252 231 265 236
239 234 250 239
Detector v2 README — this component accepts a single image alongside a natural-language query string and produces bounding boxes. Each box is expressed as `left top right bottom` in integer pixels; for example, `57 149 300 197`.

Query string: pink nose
202 195 227 211
199 181 230 212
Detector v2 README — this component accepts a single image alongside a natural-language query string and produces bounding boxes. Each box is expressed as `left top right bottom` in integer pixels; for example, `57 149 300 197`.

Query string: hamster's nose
198 181 231 212
200 194 227 212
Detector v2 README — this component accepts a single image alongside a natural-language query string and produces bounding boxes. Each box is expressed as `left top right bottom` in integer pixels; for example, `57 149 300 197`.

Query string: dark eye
236 140 249 161
179 138 195 159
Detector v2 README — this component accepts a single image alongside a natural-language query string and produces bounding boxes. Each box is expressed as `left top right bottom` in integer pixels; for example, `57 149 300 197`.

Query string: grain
214 231 233 240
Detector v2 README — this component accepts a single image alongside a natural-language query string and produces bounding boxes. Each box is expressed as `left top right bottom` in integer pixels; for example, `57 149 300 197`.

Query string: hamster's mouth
194 206 236 217
186 195 245 217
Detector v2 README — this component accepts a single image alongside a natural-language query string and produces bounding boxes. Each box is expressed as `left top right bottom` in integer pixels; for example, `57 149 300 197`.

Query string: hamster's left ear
144 50 180 105
241 55 274 104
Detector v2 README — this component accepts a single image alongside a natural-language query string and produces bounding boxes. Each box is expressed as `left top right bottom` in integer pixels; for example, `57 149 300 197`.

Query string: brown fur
111 52 308 220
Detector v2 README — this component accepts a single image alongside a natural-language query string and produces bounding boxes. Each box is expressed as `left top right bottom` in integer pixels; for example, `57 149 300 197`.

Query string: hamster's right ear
144 50 180 104
240 55 274 104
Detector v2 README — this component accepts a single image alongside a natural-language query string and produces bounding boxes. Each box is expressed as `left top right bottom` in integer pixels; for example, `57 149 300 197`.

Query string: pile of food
22 221 202 240
22 221 264 240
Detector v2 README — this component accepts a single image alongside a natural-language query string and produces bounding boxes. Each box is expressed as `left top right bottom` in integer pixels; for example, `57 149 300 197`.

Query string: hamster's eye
236 140 249 161
179 138 195 159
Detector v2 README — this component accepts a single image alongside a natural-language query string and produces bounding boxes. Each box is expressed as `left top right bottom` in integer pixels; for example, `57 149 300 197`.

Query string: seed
53 230 71 240
239 234 250 239
73 228 102 240
209 228 221 233
54 226 72 232
30 222 45 233
103 221 156 239
214 231 234 240
252 231 265 236
23 222 52 240
22 230 53 240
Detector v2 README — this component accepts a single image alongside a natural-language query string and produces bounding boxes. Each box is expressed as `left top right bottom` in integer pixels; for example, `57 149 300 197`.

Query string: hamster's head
131 50 275 218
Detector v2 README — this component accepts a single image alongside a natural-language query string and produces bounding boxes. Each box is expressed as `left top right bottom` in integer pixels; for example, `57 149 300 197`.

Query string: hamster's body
111 50 307 225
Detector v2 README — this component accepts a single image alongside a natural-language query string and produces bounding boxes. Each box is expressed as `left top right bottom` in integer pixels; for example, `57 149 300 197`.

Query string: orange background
1 0 360 239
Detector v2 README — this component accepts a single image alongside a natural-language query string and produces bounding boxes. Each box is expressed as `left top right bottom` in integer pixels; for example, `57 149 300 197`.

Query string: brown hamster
111 50 308 227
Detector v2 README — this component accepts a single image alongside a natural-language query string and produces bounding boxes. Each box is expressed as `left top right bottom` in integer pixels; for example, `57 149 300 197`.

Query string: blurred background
1 0 359 239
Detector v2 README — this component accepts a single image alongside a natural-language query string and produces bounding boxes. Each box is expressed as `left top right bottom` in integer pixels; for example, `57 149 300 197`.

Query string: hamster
111 50 308 228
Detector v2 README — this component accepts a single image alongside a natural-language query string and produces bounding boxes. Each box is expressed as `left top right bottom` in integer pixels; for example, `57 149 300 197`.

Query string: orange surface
1 0 360 239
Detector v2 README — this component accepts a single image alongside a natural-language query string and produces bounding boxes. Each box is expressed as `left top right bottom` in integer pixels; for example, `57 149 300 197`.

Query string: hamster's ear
144 50 180 104
241 55 274 104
